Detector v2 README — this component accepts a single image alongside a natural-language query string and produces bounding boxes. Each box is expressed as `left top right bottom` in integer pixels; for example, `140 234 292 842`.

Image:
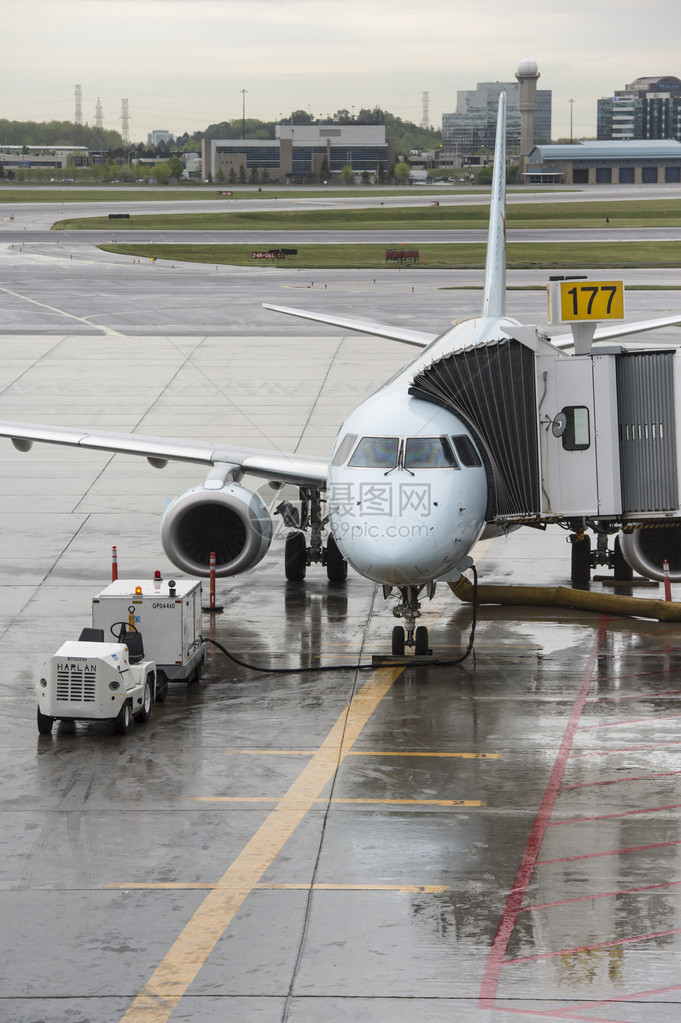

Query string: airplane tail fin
481 92 507 319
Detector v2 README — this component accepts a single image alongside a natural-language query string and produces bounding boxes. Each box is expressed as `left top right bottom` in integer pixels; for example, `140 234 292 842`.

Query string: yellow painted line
119 665 403 1023
110 882 448 894
193 797 484 807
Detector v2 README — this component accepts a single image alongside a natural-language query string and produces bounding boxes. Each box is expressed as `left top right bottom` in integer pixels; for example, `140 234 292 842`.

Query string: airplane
2 92 681 656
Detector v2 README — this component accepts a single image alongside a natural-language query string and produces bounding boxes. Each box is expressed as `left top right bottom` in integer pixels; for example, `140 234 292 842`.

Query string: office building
442 79 551 161
597 77 681 141
202 123 395 183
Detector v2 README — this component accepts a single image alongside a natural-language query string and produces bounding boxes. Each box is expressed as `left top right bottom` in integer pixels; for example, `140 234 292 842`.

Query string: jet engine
161 481 272 577
619 524 681 583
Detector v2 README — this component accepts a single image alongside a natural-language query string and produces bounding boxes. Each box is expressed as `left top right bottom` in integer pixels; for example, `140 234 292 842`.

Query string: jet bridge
410 334 681 525
409 281 681 582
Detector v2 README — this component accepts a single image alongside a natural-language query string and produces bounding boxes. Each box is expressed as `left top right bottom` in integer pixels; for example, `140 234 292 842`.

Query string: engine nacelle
619 524 681 583
161 481 272 577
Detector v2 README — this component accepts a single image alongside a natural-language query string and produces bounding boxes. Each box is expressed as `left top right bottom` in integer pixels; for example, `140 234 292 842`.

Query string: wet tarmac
1 215 681 1021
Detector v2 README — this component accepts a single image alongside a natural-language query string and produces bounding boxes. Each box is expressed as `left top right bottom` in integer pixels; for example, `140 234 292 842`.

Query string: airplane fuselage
326 315 521 587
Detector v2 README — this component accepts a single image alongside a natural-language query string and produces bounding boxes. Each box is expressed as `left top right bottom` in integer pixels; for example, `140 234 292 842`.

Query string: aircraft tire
285 531 307 581
326 535 347 583
391 626 405 656
414 626 429 656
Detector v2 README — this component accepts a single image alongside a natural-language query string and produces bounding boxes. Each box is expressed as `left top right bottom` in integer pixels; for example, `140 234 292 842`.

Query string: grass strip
99 240 681 270
57 198 681 231
0 186 479 205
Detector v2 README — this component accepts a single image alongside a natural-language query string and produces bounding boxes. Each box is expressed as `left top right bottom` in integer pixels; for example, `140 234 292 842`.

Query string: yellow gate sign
548 280 625 324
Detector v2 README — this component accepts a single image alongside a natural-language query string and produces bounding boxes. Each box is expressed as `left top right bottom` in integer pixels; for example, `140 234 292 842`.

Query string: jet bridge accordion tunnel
410 337 681 617
409 337 541 520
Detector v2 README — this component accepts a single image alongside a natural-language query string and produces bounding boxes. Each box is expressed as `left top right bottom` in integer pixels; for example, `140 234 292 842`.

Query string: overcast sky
4 0 680 142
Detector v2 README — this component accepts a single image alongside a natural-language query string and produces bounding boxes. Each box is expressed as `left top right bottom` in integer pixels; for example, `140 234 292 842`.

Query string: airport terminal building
525 139 681 184
202 124 395 183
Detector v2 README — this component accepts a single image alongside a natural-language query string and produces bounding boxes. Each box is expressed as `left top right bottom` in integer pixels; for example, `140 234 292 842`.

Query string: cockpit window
348 436 399 468
451 435 482 467
404 437 458 469
332 433 359 467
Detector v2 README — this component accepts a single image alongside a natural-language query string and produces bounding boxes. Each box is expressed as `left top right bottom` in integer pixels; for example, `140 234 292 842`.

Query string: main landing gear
279 488 348 584
389 584 433 656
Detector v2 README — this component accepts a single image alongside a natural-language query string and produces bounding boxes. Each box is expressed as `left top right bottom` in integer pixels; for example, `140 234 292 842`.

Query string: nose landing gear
390 585 432 656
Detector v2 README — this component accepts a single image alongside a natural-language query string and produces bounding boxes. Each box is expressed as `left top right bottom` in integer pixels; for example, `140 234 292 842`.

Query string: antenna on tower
120 99 130 144
94 98 103 131
421 90 430 131
74 85 83 126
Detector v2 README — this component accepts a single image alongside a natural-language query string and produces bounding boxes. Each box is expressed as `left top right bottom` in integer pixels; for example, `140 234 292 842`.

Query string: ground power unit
92 578 205 700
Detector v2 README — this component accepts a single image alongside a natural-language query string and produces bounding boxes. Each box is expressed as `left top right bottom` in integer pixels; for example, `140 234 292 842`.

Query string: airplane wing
0 422 328 487
548 314 681 349
263 302 437 348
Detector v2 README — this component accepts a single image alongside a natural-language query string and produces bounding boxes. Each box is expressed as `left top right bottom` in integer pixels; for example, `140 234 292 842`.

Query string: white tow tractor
36 622 156 736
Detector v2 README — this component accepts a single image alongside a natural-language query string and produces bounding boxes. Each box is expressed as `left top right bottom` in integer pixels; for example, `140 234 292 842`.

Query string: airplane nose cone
335 524 466 586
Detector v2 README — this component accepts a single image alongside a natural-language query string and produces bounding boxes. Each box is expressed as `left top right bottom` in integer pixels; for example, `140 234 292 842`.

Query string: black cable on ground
201 635 375 674
200 567 479 673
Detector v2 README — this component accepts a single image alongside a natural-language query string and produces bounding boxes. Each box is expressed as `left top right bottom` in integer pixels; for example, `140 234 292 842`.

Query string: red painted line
579 712 681 729
571 739 681 759
520 879 681 913
547 802 681 827
505 926 681 965
536 837 681 866
560 769 681 790
477 617 609 1011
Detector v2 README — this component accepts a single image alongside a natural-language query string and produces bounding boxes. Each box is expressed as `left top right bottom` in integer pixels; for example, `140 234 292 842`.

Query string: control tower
515 57 540 179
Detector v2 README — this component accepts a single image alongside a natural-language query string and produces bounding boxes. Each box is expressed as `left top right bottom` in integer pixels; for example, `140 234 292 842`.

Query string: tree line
1 108 441 157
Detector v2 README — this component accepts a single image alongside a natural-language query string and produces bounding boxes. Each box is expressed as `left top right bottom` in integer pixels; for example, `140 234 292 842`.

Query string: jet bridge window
554 405 591 451
404 437 458 469
348 436 399 468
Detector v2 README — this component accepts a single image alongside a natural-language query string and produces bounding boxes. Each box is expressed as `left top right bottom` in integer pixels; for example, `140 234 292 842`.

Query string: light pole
569 99 575 143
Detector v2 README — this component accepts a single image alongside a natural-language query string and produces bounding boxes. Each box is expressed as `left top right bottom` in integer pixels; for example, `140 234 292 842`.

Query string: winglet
481 92 507 319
